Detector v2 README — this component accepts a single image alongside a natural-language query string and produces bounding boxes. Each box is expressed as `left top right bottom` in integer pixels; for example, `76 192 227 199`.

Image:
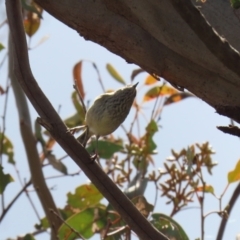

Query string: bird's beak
133 82 139 88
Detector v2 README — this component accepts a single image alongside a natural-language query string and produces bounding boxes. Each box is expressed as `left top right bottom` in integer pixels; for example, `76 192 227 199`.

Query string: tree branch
216 182 240 240
5 0 168 239
8 36 62 239
0 180 31 222
169 0 240 78
34 0 240 118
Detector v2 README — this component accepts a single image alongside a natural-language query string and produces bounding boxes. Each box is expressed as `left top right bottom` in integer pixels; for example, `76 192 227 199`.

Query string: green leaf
21 0 42 18
132 121 158 172
0 165 14 194
231 0 240 9
58 207 107 239
71 91 85 121
132 196 153 218
133 155 148 173
106 63 125 85
86 140 123 159
142 120 158 154
64 112 83 128
0 43 5 51
151 213 189 240
228 160 240 183
67 184 103 209
39 216 49 229
0 133 15 164
35 119 45 147
195 185 214 194
22 234 36 240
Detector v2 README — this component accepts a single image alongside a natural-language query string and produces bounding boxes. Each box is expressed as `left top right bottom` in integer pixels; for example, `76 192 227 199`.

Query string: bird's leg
90 135 100 162
82 127 90 147
68 125 86 135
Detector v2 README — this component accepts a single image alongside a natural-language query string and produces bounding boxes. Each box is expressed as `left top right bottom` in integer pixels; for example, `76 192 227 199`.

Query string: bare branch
7 7 62 240
216 183 240 240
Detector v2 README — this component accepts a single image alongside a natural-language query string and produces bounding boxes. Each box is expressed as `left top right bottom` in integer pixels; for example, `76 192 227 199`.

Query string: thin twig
50 209 86 240
0 180 32 222
14 164 24 186
152 181 159 213
0 76 11 211
0 52 8 68
216 182 240 240
0 19 7 28
32 229 49 237
204 210 222 219
197 169 206 240
151 82 166 120
24 179 42 221
91 61 105 92
76 59 105 92
45 170 81 180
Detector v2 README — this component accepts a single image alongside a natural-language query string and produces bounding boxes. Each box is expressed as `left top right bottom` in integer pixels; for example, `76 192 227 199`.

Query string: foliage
230 0 240 9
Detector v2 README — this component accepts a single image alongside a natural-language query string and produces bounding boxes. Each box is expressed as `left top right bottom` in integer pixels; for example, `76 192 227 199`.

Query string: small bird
77 82 138 147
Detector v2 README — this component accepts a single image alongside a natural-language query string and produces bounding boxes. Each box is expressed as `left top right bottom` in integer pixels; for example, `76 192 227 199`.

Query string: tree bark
35 0 240 122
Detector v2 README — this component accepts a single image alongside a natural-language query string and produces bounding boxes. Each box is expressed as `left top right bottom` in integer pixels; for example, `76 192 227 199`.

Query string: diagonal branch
8 36 62 239
5 0 168 239
169 0 240 78
216 182 240 240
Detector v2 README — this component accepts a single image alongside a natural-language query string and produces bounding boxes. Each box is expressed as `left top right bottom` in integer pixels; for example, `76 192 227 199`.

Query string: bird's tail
77 127 91 147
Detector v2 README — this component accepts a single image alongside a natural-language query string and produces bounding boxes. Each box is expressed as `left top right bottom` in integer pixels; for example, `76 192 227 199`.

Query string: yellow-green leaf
23 3 42 37
58 207 107 239
71 91 85 121
151 213 189 240
0 133 15 164
0 43 4 51
86 140 123 159
0 166 14 194
132 196 153 218
143 85 178 102
67 184 103 208
195 185 214 194
21 0 42 18
228 160 240 183
22 234 36 240
231 0 240 9
144 75 158 85
106 63 125 85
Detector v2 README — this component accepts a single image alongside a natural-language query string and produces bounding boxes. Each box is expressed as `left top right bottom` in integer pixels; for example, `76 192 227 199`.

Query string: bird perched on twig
77 82 138 148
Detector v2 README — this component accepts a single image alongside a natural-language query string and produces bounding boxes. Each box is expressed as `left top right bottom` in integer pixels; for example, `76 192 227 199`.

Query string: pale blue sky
1 5 240 240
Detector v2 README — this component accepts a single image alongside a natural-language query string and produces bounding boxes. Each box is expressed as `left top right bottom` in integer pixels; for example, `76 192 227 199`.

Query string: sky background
1 3 240 240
